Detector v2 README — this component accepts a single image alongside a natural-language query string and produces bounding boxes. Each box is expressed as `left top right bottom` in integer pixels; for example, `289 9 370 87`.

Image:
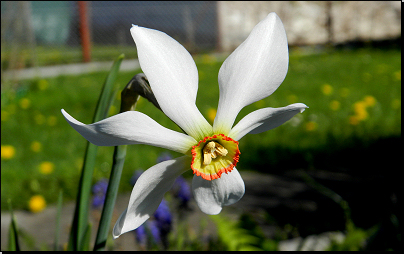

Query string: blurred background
1 1 401 70
1 1 401 251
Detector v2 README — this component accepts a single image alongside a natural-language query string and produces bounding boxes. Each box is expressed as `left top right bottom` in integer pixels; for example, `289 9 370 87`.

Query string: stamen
202 141 228 165
203 141 216 165
214 142 228 156
191 134 240 181
203 153 212 165
204 141 216 153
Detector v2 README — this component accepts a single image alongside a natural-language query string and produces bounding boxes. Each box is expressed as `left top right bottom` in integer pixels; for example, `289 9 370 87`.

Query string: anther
202 141 228 165
214 142 228 157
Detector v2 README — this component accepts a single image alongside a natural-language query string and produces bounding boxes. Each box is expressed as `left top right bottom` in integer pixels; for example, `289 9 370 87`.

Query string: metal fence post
78 1 91 63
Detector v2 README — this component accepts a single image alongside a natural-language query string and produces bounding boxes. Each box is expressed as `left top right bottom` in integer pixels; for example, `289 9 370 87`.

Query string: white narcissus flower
61 12 308 239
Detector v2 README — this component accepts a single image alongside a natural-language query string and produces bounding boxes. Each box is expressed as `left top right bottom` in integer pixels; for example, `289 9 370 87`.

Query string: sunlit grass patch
1 48 401 211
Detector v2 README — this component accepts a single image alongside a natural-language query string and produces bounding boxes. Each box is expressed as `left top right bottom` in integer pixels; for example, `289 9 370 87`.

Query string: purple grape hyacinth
92 178 108 209
172 176 192 208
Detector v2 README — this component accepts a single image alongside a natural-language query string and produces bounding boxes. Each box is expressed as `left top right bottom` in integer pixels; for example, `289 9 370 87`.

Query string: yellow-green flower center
191 134 240 180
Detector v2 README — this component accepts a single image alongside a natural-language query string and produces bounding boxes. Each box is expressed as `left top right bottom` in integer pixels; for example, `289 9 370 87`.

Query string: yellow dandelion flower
39 161 54 174
1 145 16 159
38 79 49 90
1 110 10 122
321 84 333 96
354 101 364 110
353 101 369 120
287 94 298 104
350 100 370 123
207 108 217 123
47 115 58 126
31 141 42 153
305 121 318 131
35 113 46 125
391 99 401 109
19 98 31 109
393 70 401 81
329 100 340 111
349 116 360 125
355 109 368 121
354 101 366 111
363 95 376 107
28 195 46 213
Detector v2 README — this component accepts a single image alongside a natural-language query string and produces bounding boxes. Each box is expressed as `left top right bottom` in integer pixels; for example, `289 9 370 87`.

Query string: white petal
214 13 289 135
228 103 308 141
131 25 212 140
192 167 245 215
113 156 191 238
61 109 196 154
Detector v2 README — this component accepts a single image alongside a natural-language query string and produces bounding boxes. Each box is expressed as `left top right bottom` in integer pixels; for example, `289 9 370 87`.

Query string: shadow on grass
239 134 401 250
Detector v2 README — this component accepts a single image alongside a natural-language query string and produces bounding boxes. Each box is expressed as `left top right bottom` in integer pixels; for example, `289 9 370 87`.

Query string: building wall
217 1 401 52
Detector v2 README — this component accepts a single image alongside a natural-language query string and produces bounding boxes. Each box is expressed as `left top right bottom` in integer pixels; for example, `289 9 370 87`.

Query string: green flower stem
93 74 144 251
93 72 165 250
93 144 128 250
68 54 124 250
81 223 93 251
67 143 97 251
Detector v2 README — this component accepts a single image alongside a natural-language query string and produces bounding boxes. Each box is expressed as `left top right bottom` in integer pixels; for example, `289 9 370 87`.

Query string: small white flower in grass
61 12 308 239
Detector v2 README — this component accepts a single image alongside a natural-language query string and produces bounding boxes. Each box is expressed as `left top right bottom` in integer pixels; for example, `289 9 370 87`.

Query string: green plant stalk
81 223 92 251
93 54 125 121
93 78 142 250
67 54 124 250
93 144 128 250
7 200 20 251
68 143 98 250
54 189 63 251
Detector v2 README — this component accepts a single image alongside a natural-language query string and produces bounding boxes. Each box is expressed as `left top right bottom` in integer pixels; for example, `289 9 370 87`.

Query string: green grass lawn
1 45 138 70
1 47 401 211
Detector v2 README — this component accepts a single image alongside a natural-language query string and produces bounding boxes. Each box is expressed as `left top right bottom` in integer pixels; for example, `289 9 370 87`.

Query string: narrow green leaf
93 71 160 251
93 54 125 122
80 223 92 251
7 199 20 251
54 189 63 251
93 145 127 250
67 143 98 251
8 223 17 251
94 72 149 251
68 54 125 250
